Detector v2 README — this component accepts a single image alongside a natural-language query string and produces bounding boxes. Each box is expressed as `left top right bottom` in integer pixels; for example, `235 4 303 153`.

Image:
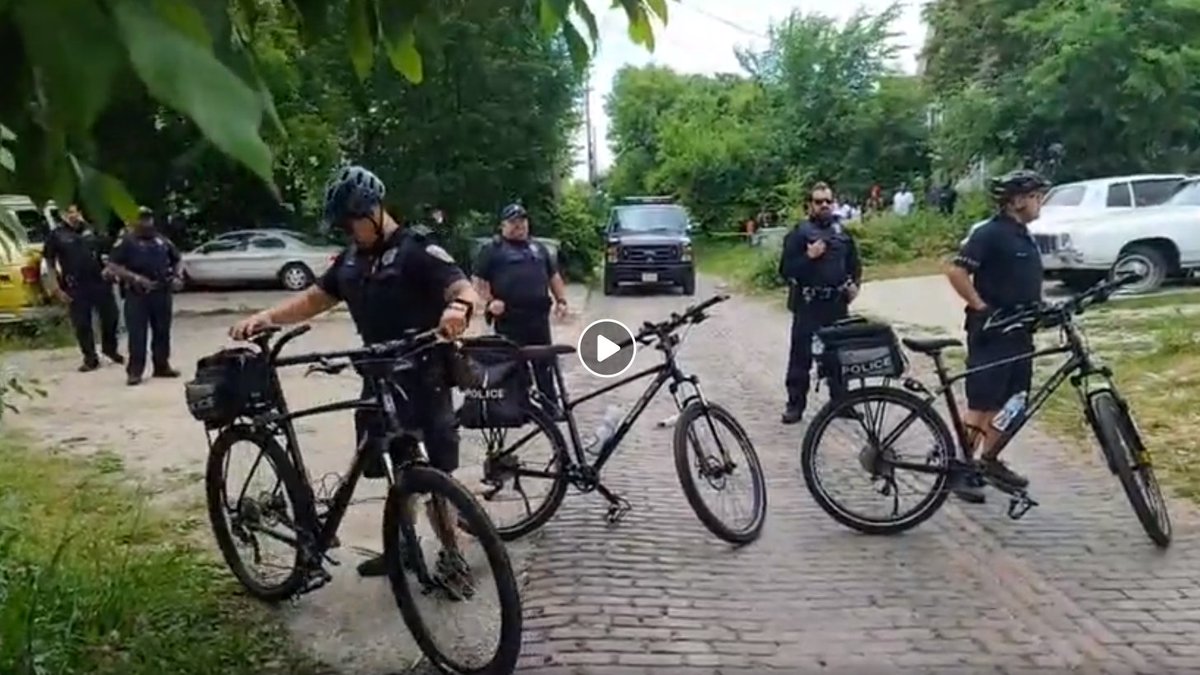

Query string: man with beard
778 182 862 424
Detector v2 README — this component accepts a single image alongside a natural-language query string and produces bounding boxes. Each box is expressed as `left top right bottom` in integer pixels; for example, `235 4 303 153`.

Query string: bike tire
482 404 572 542
383 466 523 675
1088 390 1172 548
205 425 311 601
672 401 767 545
801 386 953 535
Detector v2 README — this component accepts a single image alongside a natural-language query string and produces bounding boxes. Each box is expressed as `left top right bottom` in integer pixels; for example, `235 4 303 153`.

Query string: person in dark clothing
43 204 124 372
939 182 958 215
778 182 863 424
105 207 182 385
473 203 569 416
945 169 1051 503
229 165 481 586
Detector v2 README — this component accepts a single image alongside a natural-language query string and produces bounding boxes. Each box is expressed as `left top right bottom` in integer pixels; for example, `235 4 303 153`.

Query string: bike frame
879 319 1111 476
240 349 422 554
494 335 705 476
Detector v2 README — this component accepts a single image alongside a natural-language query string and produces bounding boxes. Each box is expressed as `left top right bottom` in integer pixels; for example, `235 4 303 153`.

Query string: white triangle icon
596 334 619 362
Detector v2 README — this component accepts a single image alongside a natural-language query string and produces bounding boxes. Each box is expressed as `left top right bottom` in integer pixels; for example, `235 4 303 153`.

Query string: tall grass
0 437 321 675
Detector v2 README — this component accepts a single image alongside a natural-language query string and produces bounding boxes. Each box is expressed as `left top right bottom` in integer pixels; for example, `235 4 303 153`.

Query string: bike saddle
516 344 576 361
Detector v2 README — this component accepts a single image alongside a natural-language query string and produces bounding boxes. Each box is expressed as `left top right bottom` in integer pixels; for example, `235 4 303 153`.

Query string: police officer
229 166 481 587
43 203 124 372
946 169 1050 503
473 203 569 415
106 207 182 385
779 181 862 424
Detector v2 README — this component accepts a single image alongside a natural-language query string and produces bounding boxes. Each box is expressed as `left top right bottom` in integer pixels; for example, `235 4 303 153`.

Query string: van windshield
612 205 689 233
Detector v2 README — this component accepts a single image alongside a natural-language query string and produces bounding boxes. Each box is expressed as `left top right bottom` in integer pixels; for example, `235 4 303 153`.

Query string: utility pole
584 72 597 187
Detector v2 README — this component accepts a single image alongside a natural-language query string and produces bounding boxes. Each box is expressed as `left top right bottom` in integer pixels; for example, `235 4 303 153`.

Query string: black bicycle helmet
321 165 385 228
990 169 1051 203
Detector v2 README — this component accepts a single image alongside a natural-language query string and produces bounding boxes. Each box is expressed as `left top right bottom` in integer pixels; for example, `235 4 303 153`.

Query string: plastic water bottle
585 405 623 456
811 334 825 356
991 391 1029 432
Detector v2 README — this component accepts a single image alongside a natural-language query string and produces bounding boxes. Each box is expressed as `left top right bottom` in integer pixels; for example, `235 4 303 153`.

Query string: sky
571 0 929 180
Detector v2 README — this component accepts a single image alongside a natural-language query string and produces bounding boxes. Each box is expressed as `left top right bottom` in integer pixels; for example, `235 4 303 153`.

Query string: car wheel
1113 245 1170 294
603 274 617 296
279 263 314 291
681 272 696 296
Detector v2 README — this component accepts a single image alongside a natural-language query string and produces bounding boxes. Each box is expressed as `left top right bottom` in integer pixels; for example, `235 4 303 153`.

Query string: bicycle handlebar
982 271 1142 334
617 294 730 349
243 324 442 370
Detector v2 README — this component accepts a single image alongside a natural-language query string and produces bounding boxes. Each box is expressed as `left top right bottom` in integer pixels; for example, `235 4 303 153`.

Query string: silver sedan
182 231 340 291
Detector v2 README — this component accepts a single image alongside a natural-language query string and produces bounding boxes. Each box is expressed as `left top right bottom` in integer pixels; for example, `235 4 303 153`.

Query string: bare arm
945 263 986 311
445 277 480 307
104 261 153 288
473 277 493 305
549 272 567 303
261 286 339 324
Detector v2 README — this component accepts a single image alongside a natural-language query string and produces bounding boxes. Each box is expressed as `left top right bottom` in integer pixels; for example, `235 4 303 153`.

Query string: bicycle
464 294 768 545
189 325 523 674
800 273 1171 548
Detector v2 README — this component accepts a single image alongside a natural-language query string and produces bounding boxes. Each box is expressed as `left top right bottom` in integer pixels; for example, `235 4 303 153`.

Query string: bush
547 182 604 282
849 192 991 267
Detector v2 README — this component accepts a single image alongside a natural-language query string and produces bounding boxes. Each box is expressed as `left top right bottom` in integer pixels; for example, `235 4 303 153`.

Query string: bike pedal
605 500 632 525
1006 492 1039 520
297 566 333 597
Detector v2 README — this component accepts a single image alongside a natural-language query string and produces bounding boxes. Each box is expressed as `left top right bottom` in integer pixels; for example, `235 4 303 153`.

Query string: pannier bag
456 336 531 429
184 347 274 428
816 320 906 386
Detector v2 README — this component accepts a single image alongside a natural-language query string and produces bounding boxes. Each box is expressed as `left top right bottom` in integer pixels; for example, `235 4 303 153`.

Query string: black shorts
354 362 459 476
964 317 1034 412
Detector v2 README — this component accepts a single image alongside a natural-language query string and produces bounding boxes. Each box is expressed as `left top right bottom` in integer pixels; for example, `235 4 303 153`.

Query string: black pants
495 311 557 407
354 360 459 478
785 299 849 410
965 313 1034 411
124 290 172 377
67 282 119 362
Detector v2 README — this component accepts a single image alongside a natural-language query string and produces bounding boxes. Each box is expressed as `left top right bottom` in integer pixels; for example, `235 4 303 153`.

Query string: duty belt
798 285 845 302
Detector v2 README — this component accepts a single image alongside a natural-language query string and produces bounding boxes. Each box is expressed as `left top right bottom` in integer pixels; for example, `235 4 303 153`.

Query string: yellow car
0 195 62 323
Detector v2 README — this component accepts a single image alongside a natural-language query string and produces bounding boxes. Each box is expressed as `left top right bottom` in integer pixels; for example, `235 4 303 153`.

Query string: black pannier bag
456 336 531 429
184 347 275 428
815 320 906 388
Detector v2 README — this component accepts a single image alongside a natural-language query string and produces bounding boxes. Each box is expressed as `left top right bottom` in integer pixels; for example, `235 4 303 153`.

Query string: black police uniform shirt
953 212 1043 312
318 228 466 344
779 218 863 291
474 237 557 313
43 223 110 288
108 231 181 287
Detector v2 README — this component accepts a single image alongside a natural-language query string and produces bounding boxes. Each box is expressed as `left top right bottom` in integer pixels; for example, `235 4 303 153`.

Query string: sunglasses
811 198 833 205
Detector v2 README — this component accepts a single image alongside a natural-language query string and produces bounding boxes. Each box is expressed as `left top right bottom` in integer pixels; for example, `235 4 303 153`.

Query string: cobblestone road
498 277 1200 674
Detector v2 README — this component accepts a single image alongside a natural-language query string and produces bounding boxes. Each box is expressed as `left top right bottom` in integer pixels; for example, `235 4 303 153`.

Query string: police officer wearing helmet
106 207 182 385
946 168 1051 503
43 203 124 372
473 203 569 414
229 165 482 585
778 181 862 424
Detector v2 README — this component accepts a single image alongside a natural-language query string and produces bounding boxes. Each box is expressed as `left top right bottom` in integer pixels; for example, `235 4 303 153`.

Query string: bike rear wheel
672 401 767 544
205 425 311 601
384 465 523 675
1088 390 1172 548
801 386 953 535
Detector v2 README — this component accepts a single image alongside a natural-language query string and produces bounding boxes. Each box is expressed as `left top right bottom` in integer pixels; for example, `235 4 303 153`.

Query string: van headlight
606 245 619 263
681 243 693 261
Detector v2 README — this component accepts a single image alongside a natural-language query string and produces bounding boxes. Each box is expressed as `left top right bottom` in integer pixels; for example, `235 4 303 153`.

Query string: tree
0 0 672 228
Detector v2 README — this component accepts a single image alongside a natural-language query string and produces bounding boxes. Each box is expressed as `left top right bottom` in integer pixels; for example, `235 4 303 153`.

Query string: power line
675 3 769 40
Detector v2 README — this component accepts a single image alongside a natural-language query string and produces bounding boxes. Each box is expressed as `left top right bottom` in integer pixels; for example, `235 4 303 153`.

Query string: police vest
335 231 442 343
486 237 552 312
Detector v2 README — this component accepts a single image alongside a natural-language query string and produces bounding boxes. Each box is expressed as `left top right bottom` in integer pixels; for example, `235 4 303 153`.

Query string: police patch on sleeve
425 244 455 263
381 248 399 266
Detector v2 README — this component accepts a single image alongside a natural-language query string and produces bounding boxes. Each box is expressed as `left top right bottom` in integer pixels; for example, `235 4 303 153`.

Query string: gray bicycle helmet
321 165 385 229
990 169 1051 203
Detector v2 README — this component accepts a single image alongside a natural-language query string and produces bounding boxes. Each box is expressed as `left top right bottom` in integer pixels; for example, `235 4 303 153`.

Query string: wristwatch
554 297 567 306
448 298 474 322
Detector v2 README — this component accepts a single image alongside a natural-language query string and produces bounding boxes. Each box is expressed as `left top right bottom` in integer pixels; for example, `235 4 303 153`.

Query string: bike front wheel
1088 390 1172 548
672 401 767 545
383 465 523 675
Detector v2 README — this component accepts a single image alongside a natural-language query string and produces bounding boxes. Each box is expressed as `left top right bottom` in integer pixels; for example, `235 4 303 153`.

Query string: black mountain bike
196 325 522 674
801 273 1171 548
468 294 767 545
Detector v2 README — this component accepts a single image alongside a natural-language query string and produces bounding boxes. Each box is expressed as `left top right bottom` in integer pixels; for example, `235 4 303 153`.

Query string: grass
0 315 74 353
0 434 323 675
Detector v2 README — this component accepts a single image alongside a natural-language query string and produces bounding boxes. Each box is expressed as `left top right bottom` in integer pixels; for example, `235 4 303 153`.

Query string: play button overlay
578 319 637 378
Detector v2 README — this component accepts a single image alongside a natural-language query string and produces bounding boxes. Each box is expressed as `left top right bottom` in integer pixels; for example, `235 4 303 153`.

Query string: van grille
621 245 678 263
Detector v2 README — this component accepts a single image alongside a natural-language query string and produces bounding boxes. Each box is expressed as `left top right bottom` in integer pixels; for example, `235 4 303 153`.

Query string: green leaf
378 0 425 82
628 8 655 50
12 0 124 134
151 0 213 47
571 0 600 41
540 0 571 35
562 20 590 70
645 0 668 23
113 0 273 184
347 0 377 80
